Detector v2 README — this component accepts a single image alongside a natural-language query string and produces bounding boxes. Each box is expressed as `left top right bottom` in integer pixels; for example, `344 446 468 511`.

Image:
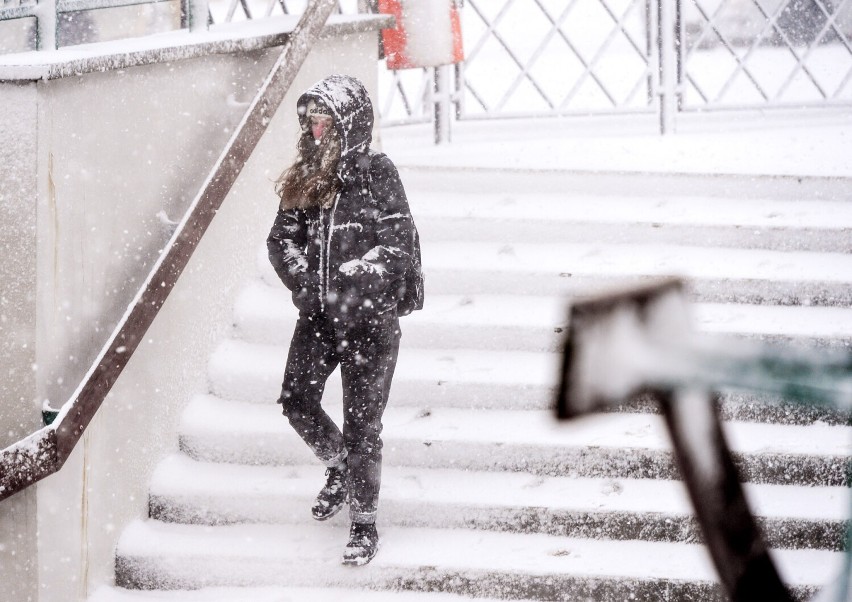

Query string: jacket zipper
318 206 326 312
318 193 340 313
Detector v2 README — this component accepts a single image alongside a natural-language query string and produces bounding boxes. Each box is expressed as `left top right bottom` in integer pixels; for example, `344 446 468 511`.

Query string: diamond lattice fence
208 0 355 25
376 0 655 123
460 0 654 116
377 0 852 123
681 0 852 107
377 67 434 125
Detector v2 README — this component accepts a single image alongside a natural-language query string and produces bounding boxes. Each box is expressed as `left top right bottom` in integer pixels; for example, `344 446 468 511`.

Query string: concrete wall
32 47 277 412
0 77 40 602
0 83 40 447
0 16 385 600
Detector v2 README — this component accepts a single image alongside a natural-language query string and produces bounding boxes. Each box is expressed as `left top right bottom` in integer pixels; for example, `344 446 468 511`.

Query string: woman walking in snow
267 74 423 566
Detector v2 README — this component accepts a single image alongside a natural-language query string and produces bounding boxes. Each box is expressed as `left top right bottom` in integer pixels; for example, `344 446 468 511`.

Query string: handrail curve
0 0 340 503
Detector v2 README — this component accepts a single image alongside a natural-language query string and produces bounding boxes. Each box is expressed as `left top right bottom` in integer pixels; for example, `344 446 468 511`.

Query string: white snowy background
2 0 850 600
82 1 852 599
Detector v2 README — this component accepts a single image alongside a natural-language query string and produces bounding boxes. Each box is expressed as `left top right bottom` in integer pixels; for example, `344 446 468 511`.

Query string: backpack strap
363 150 424 316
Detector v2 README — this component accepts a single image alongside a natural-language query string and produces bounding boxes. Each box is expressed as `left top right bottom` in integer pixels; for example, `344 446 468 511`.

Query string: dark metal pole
658 388 793 602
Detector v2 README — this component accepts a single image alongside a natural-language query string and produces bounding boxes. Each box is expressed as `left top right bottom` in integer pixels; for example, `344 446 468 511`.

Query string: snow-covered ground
4 0 848 598
90 587 513 602
73 10 851 594
87 105 852 601
381 108 852 178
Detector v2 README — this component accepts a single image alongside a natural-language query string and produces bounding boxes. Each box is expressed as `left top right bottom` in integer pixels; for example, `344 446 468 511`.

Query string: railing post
656 0 678 134
36 0 58 50
182 0 209 31
454 61 464 120
453 0 465 121
645 0 654 105
434 64 452 144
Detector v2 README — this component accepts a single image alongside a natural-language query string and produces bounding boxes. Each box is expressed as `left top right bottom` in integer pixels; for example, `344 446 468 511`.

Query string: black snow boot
342 521 379 566
311 462 348 521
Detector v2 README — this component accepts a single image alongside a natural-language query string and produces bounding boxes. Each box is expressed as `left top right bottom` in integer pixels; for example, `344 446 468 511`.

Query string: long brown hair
275 127 342 210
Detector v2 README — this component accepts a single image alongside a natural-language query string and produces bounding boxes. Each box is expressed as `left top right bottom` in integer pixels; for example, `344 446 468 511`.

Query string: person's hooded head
276 74 374 210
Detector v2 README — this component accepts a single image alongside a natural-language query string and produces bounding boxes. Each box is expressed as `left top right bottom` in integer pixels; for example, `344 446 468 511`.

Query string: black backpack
362 152 424 317
396 226 424 316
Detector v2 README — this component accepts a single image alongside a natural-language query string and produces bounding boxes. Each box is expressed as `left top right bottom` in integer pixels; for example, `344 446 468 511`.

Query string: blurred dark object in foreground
557 278 850 602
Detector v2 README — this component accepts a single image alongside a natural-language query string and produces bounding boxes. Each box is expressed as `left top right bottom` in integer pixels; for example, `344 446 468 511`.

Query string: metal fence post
454 61 464 120
36 0 58 50
453 0 465 121
434 64 452 144
656 0 677 134
675 0 684 112
181 0 209 31
645 0 654 105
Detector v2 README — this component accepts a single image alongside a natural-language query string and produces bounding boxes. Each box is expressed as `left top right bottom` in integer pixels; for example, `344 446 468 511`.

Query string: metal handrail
0 0 340 504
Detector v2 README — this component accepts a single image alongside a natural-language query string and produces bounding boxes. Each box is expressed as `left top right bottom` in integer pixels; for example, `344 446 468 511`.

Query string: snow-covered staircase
104 168 851 601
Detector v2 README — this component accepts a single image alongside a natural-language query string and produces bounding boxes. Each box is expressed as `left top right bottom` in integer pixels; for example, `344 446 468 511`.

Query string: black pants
278 311 401 524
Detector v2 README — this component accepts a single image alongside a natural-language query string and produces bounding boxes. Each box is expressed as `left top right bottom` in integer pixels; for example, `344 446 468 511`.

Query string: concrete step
406 186 852 230
423 270 852 308
620 391 851 427
257 243 852 307
397 166 852 205
114 519 840 599
149 454 849 551
409 189 852 252
417 216 852 253
208 339 558 410
421 242 852 307
234 279 852 352
91 586 513 602
235 281 569 353
208 335 851 425
177 395 851 487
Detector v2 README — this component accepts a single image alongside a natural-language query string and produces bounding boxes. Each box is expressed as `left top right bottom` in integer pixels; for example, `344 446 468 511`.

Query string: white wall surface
0 78 40 602
0 81 39 449
0 18 383 601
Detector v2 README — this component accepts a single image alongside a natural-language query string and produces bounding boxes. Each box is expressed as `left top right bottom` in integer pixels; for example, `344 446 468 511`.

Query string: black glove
291 273 322 315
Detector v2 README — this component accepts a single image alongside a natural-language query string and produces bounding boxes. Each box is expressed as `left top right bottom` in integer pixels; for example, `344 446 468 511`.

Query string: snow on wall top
0 13 392 82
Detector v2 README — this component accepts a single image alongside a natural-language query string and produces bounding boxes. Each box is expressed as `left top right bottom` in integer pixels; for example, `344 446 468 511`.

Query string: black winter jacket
267 75 423 321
